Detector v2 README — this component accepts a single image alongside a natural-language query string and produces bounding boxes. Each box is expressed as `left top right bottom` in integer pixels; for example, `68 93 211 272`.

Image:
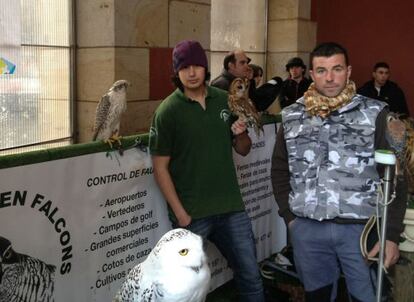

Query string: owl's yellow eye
179 249 189 256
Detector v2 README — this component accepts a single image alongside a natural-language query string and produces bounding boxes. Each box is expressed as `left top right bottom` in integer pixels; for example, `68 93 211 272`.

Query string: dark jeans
290 217 376 302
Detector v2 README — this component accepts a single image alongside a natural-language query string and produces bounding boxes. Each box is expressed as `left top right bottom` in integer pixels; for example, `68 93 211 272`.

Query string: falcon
228 77 263 136
114 228 211 302
0 236 56 302
93 80 130 148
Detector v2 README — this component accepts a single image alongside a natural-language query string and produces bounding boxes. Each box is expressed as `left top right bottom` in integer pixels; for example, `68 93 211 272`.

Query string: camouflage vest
282 95 386 220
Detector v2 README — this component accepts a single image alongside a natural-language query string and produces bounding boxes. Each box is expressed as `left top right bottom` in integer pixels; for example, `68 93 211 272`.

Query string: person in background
249 63 264 87
358 62 410 117
149 40 265 302
211 49 283 111
271 42 407 301
280 57 312 109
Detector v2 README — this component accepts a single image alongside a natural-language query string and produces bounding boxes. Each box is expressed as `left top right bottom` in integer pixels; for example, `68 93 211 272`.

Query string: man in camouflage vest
271 42 407 301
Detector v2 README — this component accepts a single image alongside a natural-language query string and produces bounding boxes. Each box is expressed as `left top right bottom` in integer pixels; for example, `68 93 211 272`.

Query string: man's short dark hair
285 57 306 72
373 62 390 71
223 52 236 70
223 50 251 70
171 70 211 91
309 42 349 69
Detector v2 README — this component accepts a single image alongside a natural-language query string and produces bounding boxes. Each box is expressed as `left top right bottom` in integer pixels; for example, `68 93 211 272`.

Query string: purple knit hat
172 40 208 73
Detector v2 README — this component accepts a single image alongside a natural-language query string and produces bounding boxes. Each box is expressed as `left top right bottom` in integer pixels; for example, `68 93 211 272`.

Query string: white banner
0 149 171 301
0 124 285 301
235 123 287 257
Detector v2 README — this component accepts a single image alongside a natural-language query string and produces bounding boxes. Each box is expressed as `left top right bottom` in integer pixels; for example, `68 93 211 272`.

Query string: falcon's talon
105 135 122 148
104 138 114 149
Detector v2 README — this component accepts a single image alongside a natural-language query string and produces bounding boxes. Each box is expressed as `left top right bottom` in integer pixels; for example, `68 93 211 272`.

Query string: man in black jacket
358 62 410 117
211 49 283 111
280 57 312 108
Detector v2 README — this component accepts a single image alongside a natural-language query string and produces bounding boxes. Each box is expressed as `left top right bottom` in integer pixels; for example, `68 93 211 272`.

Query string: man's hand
288 219 296 229
176 212 192 228
367 240 400 268
232 118 251 156
231 118 247 135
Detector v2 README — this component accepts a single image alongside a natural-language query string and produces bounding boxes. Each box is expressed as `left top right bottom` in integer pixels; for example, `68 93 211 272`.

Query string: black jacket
210 69 283 111
280 77 312 108
357 80 410 117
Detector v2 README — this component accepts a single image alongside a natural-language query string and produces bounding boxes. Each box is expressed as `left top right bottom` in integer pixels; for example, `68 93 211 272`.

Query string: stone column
210 0 267 81
267 0 316 80
265 0 315 114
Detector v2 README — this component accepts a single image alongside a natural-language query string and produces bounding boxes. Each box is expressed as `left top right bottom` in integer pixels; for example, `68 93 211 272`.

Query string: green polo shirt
149 86 244 221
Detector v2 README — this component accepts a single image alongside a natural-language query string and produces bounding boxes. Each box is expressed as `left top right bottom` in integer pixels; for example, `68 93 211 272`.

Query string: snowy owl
228 77 263 136
93 80 129 148
114 228 211 302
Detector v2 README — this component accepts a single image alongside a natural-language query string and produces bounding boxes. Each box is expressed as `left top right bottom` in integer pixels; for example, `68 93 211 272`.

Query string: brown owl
401 118 414 191
386 113 414 190
228 77 263 136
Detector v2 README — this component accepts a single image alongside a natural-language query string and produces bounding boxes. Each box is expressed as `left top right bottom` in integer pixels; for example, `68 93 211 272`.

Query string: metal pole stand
374 150 396 302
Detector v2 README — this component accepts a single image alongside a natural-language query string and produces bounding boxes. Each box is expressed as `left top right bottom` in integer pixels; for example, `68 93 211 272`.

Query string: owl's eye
179 249 189 256
3 248 12 260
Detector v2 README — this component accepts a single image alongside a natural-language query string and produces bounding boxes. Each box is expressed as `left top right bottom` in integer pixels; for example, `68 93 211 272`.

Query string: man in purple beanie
149 40 265 301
